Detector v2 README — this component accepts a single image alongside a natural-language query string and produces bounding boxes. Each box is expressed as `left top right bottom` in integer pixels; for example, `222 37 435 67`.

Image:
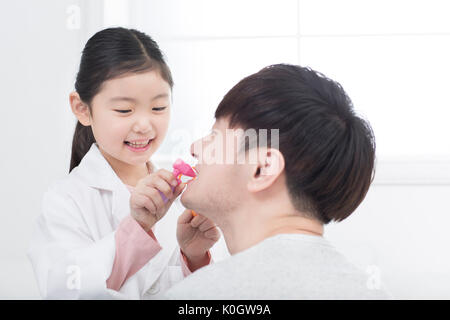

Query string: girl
27 27 220 299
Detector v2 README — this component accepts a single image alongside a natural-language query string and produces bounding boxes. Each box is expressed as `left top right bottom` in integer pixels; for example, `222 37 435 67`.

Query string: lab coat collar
76 142 123 191
76 143 132 224
75 143 158 224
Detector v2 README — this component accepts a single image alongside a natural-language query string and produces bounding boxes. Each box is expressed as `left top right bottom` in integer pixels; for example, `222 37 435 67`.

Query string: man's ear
247 148 285 193
69 91 91 126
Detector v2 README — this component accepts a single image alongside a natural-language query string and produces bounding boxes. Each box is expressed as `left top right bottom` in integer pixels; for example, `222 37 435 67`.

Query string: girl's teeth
127 141 149 147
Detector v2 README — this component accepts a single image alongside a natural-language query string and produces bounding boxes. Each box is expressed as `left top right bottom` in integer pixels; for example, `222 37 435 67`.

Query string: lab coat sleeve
106 215 162 291
27 187 125 299
180 249 213 277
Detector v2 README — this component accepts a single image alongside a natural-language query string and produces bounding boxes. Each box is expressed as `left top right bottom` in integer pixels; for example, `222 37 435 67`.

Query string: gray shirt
165 233 391 299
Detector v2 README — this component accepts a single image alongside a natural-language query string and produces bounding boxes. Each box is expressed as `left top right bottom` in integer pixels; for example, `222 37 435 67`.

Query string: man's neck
219 209 324 255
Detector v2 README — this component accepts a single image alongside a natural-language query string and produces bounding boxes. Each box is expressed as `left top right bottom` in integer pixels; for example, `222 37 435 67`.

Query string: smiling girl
28 27 219 299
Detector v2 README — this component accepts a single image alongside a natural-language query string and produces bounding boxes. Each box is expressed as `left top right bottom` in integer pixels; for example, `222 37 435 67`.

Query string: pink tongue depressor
159 159 198 216
172 158 197 183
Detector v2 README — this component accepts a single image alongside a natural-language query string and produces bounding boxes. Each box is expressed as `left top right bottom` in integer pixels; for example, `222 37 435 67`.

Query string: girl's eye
115 110 131 114
153 107 167 111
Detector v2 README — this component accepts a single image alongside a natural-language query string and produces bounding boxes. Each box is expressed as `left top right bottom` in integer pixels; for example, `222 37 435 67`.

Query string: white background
1 0 449 299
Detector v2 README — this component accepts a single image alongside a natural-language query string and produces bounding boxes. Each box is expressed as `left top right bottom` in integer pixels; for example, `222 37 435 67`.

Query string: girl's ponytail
68 27 173 173
69 121 96 173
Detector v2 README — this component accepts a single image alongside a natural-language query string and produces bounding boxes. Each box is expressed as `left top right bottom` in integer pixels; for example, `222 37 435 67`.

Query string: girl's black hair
69 27 173 173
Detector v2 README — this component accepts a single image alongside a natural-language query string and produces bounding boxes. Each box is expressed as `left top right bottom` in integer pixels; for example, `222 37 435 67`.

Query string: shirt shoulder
166 234 392 299
165 255 239 299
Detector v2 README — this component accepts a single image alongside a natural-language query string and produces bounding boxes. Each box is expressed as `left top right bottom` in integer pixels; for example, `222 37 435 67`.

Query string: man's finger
190 214 207 228
198 219 216 232
204 227 220 240
178 209 194 224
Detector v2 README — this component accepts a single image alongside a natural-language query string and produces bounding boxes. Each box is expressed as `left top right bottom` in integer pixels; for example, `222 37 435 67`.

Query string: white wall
1 0 449 299
325 184 450 299
0 0 103 299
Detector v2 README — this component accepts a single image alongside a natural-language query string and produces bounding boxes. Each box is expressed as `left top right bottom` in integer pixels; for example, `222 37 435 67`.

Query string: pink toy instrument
159 159 198 216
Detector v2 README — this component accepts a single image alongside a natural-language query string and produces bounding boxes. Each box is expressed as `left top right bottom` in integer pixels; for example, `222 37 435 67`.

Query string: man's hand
177 209 220 270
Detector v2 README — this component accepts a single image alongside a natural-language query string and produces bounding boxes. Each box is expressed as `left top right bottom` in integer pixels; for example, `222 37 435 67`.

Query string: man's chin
180 191 197 212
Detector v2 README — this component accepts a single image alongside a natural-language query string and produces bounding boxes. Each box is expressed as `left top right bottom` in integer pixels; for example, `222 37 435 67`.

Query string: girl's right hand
130 169 186 232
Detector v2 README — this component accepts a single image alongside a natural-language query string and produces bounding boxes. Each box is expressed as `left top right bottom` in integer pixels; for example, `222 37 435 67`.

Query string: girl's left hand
177 209 220 265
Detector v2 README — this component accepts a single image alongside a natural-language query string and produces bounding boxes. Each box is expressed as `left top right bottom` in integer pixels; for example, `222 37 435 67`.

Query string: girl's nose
133 118 154 133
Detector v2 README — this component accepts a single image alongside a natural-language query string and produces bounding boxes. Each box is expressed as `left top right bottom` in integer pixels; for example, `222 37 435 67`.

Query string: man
167 64 390 299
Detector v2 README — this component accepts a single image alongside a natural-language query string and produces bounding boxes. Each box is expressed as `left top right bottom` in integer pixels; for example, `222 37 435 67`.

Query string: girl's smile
124 138 153 152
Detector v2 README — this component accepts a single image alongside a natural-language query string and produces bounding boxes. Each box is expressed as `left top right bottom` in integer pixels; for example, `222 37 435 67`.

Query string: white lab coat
27 143 186 299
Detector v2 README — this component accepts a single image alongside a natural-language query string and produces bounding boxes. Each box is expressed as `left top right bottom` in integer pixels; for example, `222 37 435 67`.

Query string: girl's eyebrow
151 93 169 101
109 96 137 103
109 93 169 103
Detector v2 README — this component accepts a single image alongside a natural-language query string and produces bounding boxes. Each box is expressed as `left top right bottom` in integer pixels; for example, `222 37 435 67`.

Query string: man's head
181 64 376 226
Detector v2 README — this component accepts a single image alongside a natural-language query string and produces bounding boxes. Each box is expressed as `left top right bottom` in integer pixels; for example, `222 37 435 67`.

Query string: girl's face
88 70 171 168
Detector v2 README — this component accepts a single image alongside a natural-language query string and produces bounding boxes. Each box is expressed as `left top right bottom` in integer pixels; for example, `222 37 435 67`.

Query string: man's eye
153 106 167 111
115 110 131 114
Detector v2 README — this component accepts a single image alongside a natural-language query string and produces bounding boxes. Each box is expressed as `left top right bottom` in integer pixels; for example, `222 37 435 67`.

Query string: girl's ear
69 91 91 126
247 148 285 193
